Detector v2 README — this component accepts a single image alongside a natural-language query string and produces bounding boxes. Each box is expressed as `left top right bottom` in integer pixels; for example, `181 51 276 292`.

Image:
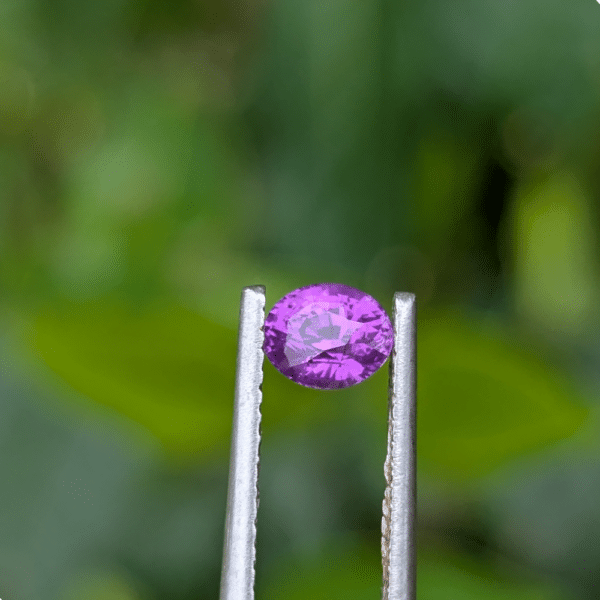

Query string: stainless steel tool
220 285 416 600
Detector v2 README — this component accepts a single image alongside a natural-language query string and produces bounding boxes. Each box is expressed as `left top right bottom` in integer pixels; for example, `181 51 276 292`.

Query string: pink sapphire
263 283 393 389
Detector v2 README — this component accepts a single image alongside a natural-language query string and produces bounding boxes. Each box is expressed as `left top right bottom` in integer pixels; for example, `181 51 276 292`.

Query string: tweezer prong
220 285 266 600
220 287 416 600
383 293 417 600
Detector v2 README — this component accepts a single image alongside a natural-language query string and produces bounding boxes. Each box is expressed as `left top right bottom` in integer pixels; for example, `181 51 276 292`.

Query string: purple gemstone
264 283 393 389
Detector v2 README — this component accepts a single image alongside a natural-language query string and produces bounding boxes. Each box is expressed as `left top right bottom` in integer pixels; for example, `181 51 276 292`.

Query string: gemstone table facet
263 283 393 389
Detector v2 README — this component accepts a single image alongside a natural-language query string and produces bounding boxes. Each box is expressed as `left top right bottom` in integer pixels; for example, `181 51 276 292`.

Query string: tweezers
219 286 416 600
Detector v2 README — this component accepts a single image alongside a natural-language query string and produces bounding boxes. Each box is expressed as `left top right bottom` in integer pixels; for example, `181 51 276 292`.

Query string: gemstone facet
263 283 393 389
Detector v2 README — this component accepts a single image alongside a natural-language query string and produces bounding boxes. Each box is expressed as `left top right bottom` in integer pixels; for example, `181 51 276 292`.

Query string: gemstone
263 283 393 389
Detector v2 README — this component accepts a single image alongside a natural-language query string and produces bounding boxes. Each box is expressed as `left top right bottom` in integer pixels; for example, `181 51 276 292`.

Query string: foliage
1 0 600 598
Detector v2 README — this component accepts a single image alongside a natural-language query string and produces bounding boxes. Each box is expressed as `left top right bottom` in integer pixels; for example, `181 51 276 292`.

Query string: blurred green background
1 0 600 598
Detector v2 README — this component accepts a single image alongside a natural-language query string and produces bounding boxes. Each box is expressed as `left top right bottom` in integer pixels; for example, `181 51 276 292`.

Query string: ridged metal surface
382 293 416 600
220 285 265 600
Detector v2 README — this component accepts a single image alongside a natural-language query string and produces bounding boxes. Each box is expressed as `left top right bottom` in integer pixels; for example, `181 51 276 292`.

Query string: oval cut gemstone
263 283 393 389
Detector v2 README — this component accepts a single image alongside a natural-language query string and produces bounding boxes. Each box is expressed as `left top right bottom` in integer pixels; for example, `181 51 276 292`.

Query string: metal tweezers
219 286 416 600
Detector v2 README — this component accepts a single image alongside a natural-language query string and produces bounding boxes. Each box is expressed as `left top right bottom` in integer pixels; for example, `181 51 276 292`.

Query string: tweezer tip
393 292 416 305
243 285 266 295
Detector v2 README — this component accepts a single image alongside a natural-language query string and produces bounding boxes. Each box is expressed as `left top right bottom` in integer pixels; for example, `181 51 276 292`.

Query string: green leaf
26 298 588 473
509 172 599 337
29 299 239 459
416 312 589 479
259 538 571 600
418 549 571 600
